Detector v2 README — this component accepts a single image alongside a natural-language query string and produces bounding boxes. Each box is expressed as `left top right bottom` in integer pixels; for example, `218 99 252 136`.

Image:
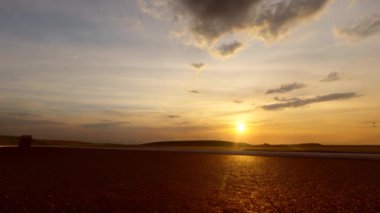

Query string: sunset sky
0 0 379 144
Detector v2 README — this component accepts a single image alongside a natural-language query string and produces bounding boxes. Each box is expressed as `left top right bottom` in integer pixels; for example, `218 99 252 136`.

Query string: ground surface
0 147 380 212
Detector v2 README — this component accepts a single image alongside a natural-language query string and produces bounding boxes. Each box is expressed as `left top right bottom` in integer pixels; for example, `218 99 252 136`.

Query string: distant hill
0 135 92 147
294 143 322 146
0 135 129 148
257 143 322 147
141 140 252 147
2 136 380 153
0 135 19 145
1 136 251 149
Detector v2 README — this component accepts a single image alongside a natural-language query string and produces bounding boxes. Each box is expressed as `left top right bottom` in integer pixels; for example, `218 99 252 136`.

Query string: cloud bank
0 112 62 126
335 14 380 42
266 82 306 94
262 92 359 110
139 0 332 57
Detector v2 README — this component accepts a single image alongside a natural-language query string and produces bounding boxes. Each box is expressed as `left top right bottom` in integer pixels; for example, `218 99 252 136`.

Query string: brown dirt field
0 147 380 212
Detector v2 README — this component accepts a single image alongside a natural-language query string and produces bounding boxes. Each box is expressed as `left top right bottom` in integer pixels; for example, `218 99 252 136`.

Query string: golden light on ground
236 122 246 133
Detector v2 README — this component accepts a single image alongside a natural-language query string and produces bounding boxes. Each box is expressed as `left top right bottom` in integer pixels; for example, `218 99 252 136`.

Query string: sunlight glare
236 122 246 133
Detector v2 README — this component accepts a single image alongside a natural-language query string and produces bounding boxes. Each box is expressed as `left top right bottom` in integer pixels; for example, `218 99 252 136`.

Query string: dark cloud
140 0 332 56
216 41 243 57
177 0 260 43
335 14 380 42
191 62 205 70
167 115 180 119
254 0 331 41
83 121 129 129
321 72 340 82
189 90 200 94
265 82 306 94
262 92 359 111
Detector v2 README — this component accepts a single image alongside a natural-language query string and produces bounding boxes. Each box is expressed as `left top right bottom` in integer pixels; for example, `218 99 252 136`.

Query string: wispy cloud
83 120 129 129
189 90 200 94
191 62 205 70
273 97 301 102
262 92 359 110
0 0 140 44
265 82 306 95
233 100 244 104
7 112 40 119
334 14 380 42
139 0 332 57
0 112 62 126
167 115 180 119
321 72 340 82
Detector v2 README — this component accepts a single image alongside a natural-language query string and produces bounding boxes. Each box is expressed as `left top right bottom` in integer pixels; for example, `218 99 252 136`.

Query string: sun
236 122 246 133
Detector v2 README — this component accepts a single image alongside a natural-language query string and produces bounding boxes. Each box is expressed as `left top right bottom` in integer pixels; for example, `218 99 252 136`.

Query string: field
0 147 380 212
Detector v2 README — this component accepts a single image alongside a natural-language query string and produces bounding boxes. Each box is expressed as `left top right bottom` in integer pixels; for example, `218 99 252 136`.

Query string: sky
0 0 379 144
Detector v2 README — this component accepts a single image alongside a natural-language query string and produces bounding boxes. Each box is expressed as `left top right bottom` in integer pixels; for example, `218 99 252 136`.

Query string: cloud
191 62 206 76
262 92 359 110
273 96 301 102
265 82 306 94
0 113 62 126
321 72 340 82
83 121 129 129
348 0 357 8
7 112 40 119
215 41 243 57
253 0 332 41
0 0 140 44
140 0 332 57
191 62 205 70
334 14 380 42
189 90 200 94
137 0 162 20
233 100 244 104
167 115 180 119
